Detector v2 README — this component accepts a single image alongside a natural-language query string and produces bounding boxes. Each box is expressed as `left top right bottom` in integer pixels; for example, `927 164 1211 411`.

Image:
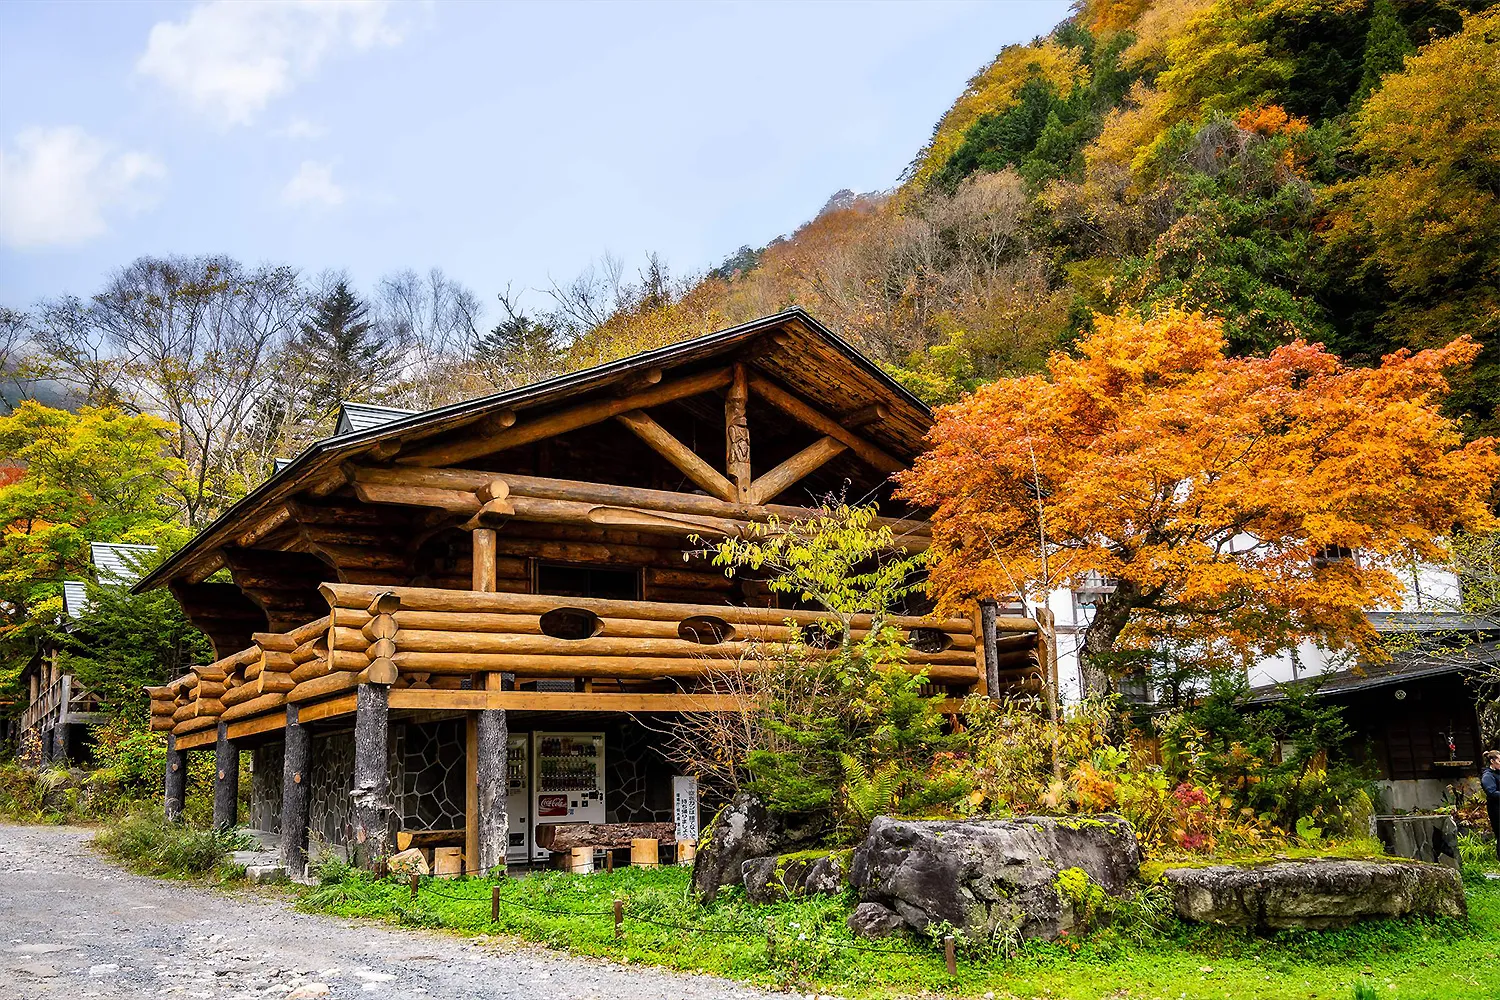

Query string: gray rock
1375 814 1460 871
690 793 826 902
849 815 1141 942
1164 858 1466 929
740 850 849 903
847 901 907 939
246 864 288 884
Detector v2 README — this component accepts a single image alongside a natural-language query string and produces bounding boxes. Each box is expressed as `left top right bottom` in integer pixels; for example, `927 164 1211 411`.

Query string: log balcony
23 673 106 735
148 583 1042 749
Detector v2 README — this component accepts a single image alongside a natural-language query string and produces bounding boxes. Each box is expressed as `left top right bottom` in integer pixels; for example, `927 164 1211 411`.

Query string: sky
0 0 1070 319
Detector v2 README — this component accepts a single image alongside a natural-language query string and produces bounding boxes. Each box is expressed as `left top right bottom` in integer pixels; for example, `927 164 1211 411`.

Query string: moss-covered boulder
690 793 827 903
741 848 851 903
1164 858 1466 929
848 815 1140 941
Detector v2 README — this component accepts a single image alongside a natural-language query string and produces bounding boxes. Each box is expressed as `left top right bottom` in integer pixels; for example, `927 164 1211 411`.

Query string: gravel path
0 824 779 1000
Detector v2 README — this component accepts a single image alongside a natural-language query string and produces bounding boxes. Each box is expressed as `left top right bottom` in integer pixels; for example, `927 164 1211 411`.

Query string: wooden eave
134 308 933 594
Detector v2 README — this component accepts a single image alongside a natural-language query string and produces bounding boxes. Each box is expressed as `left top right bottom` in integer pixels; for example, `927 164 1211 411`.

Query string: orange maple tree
898 309 1500 696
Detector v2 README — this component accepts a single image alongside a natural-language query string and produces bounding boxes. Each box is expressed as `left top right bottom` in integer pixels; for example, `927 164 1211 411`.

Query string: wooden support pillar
213 721 240 830
279 704 311 878
476 708 509 875
979 599 1001 700
350 682 393 870
725 362 751 501
163 733 186 824
472 528 497 592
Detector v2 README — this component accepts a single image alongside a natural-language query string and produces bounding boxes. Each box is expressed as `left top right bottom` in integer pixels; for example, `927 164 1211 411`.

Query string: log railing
22 674 106 733
147 584 1042 737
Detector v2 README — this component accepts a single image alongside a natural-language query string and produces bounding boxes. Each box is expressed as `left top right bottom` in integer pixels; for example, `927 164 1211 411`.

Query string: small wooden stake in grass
944 935 957 976
491 884 500 922
409 872 419 901
606 849 614 873
614 898 623 939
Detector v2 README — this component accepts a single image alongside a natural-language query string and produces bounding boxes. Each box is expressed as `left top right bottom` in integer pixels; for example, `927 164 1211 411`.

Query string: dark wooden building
138 310 1042 876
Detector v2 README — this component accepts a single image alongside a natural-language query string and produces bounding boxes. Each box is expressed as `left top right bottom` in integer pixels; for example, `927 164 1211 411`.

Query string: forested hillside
631 0 1500 426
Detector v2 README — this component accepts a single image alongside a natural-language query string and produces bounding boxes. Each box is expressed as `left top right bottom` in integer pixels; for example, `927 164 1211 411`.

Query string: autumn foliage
899 309 1500 693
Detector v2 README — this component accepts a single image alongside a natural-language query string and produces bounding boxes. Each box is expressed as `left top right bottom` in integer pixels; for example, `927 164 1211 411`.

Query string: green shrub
94 810 250 878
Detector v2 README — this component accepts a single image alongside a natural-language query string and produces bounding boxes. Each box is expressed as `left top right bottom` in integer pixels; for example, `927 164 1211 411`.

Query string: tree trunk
279 705 311 878
163 735 186 824
350 683 393 870
1080 584 1137 699
475 708 509 874
213 721 239 830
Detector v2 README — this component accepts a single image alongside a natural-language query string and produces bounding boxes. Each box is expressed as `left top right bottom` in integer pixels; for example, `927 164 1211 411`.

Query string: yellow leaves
899 306 1500 659
905 39 1087 192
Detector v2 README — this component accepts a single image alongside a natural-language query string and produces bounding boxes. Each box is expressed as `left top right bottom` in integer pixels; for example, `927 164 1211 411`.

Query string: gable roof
335 401 417 436
136 309 931 593
62 580 88 619
91 542 157 584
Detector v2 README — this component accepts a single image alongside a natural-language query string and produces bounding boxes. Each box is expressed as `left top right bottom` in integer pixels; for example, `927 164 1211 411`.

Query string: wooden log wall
146 583 1042 736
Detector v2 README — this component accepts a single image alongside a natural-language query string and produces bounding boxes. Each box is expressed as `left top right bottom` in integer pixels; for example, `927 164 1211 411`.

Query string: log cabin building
137 309 1042 876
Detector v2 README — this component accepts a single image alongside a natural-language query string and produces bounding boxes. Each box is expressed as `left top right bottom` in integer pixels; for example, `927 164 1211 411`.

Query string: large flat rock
1164 858 1466 929
849 815 1140 941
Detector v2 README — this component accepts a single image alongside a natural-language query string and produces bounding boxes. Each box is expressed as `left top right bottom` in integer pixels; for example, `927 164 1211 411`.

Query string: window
534 562 641 600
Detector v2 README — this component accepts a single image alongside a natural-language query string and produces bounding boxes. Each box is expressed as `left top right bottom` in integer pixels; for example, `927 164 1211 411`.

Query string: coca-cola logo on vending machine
538 794 568 817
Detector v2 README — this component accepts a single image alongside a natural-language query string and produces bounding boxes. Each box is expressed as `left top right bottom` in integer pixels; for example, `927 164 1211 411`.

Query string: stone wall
394 719 467 830
249 741 284 834
604 717 674 824
307 730 356 855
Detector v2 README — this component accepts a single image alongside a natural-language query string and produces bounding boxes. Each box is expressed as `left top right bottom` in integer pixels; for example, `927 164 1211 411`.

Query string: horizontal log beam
174 728 218 749
225 712 290 741
390 650 978 684
349 465 931 539
385 690 750 713
321 583 988 634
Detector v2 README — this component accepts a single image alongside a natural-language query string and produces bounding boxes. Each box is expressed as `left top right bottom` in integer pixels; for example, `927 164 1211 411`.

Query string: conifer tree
1357 0 1414 101
289 276 392 419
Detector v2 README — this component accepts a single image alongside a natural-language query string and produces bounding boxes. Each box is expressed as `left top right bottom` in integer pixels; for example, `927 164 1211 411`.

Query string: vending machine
531 732 606 862
505 732 532 864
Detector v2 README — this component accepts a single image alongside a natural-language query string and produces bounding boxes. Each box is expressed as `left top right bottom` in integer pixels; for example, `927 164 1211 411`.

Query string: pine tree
290 278 391 419
1357 0 1414 102
471 292 561 389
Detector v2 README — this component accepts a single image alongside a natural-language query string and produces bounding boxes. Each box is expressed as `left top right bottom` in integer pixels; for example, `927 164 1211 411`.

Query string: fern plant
840 754 902 826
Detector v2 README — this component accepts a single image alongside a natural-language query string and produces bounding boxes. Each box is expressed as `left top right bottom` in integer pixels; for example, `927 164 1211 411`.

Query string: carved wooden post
280 704 311 878
725 362 751 501
163 733 186 823
350 681 393 870
213 720 239 830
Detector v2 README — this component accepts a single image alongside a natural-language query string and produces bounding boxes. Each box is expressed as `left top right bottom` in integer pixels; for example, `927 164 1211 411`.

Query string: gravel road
0 825 779 1000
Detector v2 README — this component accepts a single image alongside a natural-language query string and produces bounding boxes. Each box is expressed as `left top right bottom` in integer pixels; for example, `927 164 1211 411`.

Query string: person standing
1485 750 1500 860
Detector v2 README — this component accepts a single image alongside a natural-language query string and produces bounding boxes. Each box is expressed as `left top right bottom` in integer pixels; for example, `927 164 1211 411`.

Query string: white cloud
275 117 327 140
0 127 165 249
282 160 345 208
137 0 405 126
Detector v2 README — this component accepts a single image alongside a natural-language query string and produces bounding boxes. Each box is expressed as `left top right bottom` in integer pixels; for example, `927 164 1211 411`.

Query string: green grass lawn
293 852 1500 1000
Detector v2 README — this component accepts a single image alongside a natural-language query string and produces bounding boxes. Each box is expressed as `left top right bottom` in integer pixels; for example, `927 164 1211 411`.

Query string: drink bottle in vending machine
505 732 531 863
531 732 605 861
